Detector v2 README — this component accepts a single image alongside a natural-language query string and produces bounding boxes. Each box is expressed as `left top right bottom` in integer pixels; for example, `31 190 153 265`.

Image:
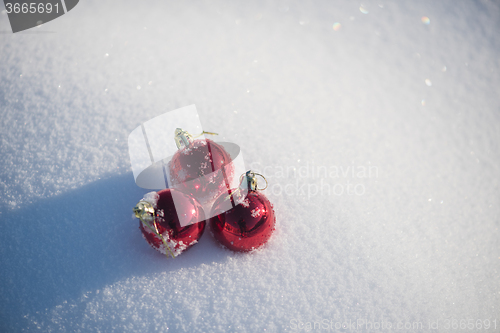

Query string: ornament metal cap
174 128 218 150
174 128 194 149
133 200 155 222
239 170 268 191
133 199 176 259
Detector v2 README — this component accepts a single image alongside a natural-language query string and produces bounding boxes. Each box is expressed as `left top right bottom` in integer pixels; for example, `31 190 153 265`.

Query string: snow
143 191 160 208
1 0 499 331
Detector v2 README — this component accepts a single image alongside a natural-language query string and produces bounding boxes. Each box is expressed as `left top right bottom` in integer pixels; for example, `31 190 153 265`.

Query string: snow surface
1 0 499 332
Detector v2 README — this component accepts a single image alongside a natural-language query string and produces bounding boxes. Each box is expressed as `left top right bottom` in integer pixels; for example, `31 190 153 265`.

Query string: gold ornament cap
239 170 268 191
174 128 218 150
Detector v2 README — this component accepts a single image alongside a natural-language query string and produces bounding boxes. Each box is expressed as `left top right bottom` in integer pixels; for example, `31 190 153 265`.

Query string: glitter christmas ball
169 138 234 203
138 189 206 257
209 188 276 252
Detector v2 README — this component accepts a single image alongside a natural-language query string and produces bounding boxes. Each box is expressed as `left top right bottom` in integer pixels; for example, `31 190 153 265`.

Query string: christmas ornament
209 170 276 252
133 189 206 258
169 128 234 204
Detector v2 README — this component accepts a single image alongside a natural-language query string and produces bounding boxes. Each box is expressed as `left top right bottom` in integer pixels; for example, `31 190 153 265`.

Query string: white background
1 0 499 332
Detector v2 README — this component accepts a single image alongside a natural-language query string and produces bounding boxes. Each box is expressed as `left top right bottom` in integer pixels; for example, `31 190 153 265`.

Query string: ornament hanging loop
174 128 218 149
194 130 218 138
255 173 268 190
240 170 268 191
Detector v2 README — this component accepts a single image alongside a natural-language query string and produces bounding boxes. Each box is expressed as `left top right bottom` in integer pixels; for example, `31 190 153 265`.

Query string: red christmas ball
209 188 276 252
169 138 234 203
138 189 206 257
